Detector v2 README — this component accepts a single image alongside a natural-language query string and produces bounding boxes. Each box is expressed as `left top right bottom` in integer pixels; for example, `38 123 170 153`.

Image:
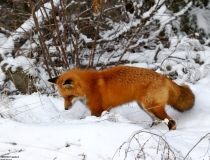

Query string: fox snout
64 97 74 111
64 103 73 110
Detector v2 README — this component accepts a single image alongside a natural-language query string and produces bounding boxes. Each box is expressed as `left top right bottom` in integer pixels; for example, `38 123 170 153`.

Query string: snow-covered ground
1 33 210 159
1 1 210 159
0 75 210 160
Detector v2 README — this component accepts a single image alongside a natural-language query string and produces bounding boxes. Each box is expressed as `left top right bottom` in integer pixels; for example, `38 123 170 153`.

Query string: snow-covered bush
0 0 210 94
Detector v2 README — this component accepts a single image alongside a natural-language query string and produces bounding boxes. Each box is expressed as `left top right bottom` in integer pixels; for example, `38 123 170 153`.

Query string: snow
1 56 35 74
0 33 7 46
0 0 61 58
1 1 210 159
1 28 210 159
142 0 165 19
152 2 192 38
0 74 210 159
191 7 210 35
176 37 205 51
0 68 5 85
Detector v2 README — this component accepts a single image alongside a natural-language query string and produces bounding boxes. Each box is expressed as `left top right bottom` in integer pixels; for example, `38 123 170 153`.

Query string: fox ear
63 79 74 88
48 77 58 84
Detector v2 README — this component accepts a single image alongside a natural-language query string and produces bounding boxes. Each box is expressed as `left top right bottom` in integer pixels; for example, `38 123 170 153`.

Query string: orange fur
91 0 107 13
48 66 195 130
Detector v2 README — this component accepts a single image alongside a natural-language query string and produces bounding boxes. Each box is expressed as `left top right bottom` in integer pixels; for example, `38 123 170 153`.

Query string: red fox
48 66 195 130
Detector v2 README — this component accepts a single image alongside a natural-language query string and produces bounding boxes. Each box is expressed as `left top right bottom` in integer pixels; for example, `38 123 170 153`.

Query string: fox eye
63 79 74 88
63 79 72 85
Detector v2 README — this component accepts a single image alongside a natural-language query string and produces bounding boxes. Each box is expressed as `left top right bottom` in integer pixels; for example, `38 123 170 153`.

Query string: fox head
48 73 86 110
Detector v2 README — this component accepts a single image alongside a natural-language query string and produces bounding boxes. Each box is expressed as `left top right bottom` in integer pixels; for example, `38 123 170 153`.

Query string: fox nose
65 108 69 110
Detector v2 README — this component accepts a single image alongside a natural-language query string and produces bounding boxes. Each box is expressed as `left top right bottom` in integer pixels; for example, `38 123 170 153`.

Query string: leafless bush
0 0 193 94
112 130 178 160
112 130 210 160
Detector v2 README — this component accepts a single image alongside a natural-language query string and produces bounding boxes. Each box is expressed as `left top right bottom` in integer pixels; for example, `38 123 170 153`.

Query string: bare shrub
0 0 194 94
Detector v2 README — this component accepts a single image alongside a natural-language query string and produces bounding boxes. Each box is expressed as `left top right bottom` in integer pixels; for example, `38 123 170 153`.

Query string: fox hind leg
137 103 161 127
138 103 176 130
149 105 176 130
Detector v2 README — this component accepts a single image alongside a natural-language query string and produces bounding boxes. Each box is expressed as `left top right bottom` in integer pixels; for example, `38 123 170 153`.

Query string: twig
50 0 69 68
183 133 210 160
29 0 58 78
112 130 177 160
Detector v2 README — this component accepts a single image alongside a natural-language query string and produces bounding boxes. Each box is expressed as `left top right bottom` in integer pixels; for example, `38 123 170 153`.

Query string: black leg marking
137 103 160 127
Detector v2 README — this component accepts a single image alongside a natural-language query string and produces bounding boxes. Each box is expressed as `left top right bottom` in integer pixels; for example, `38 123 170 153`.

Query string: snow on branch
82 0 165 45
152 2 193 38
0 0 61 58
142 0 165 19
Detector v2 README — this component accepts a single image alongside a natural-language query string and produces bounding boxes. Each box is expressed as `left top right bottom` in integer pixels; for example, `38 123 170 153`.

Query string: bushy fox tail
167 80 195 112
